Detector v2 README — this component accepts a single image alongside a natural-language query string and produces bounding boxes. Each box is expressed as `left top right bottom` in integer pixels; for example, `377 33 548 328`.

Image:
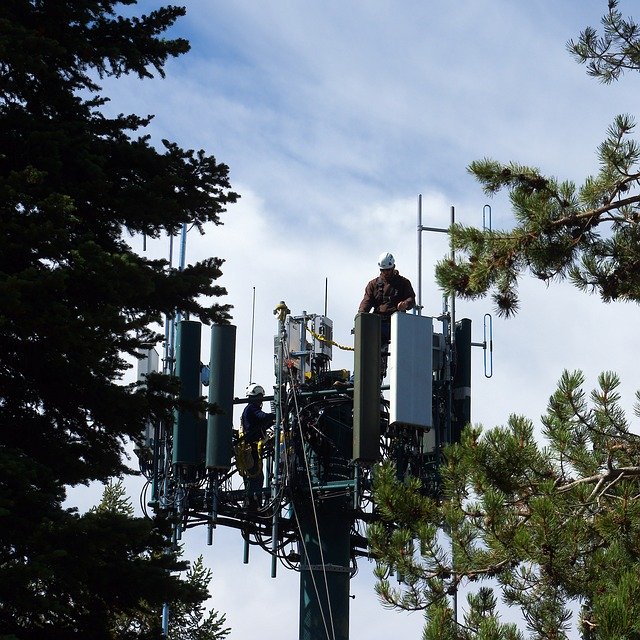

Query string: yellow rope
306 323 354 352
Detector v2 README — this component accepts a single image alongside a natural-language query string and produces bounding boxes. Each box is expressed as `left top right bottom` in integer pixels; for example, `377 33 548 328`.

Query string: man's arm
358 280 375 313
396 277 416 311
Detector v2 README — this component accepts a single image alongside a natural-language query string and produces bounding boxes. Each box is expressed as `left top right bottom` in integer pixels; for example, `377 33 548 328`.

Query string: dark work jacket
358 271 416 317
241 401 274 443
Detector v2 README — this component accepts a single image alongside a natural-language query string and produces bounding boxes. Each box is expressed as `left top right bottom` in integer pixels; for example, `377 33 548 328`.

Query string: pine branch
558 466 640 494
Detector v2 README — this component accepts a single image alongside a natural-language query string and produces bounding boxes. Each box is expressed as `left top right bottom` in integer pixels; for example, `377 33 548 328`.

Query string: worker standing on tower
239 383 275 508
358 252 416 343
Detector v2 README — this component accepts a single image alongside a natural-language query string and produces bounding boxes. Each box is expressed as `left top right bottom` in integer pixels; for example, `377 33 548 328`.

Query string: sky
67 1 640 638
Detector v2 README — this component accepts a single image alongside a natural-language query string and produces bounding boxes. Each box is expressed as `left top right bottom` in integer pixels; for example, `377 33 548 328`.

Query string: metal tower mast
135 204 493 639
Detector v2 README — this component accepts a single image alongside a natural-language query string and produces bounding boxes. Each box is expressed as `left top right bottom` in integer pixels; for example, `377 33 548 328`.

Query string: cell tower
135 203 492 640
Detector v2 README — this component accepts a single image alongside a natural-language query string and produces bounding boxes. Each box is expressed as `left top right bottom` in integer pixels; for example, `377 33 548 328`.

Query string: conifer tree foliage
370 371 640 639
435 0 640 317
0 1 237 638
372 3 640 638
96 482 230 640
568 0 640 84
166 557 230 640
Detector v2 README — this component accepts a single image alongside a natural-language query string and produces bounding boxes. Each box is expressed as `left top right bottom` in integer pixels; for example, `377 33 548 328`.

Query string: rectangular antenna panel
137 347 159 382
274 318 302 378
353 313 381 462
283 316 312 383
432 332 445 373
313 316 333 360
136 348 160 450
389 313 433 429
286 316 304 355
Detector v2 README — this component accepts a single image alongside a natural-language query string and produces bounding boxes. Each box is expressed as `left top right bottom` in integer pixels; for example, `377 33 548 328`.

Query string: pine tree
373 3 640 638
370 371 640 639
0 2 238 638
95 482 230 640
434 0 640 317
568 0 640 84
167 557 230 640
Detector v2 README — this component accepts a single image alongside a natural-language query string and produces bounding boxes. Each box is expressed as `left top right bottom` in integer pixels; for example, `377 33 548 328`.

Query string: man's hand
397 300 410 311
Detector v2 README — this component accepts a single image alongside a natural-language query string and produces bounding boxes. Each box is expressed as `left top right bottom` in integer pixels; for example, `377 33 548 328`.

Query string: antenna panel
389 313 433 429
313 315 333 360
137 347 159 382
136 348 159 449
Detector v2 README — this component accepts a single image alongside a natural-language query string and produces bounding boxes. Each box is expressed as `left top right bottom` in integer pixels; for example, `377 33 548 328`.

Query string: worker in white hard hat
358 251 415 342
240 383 275 507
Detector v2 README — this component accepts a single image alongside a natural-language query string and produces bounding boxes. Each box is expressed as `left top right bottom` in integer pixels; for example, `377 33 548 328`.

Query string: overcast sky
70 1 640 638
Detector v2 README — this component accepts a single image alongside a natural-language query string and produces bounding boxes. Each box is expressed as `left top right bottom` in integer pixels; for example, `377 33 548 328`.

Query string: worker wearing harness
239 383 275 508
358 252 416 342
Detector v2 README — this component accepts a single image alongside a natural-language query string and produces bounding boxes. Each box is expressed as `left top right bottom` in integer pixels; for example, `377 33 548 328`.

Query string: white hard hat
377 252 395 269
245 383 265 397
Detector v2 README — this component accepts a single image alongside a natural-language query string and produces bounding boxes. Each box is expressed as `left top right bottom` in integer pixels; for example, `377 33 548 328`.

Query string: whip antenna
324 277 328 317
249 287 256 384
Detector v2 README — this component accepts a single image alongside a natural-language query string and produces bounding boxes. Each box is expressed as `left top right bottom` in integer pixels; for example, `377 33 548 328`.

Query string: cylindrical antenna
483 204 492 231
483 313 494 378
249 287 256 384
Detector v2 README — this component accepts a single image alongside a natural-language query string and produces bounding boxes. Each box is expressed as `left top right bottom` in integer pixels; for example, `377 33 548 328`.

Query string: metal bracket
301 563 352 574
